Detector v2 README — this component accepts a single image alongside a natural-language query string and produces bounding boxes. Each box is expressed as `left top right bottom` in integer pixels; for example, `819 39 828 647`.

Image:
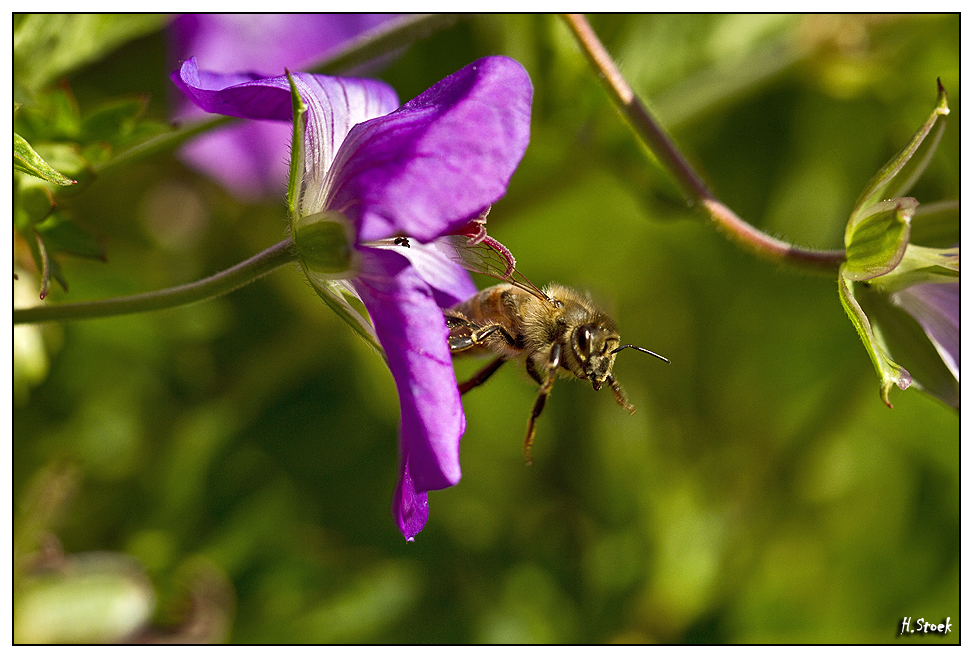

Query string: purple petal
391 457 429 542
368 240 478 309
169 14 397 83
353 247 467 538
168 15 402 199
891 281 959 379
179 122 293 200
173 58 292 121
172 58 398 202
325 56 533 243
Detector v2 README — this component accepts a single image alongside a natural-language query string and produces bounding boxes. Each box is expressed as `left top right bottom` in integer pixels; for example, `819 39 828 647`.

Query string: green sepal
14 132 76 186
838 271 912 408
843 197 915 281
910 199 959 248
282 72 382 356
285 70 307 224
292 212 355 275
308 278 386 360
869 243 959 293
850 80 949 221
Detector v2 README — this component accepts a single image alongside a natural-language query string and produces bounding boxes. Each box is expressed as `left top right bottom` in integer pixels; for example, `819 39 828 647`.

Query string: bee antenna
611 344 670 364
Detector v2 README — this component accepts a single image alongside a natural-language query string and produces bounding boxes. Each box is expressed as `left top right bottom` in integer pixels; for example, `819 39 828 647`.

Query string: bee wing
437 234 551 303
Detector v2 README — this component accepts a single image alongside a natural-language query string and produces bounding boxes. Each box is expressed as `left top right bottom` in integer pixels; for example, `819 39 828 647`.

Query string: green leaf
850 80 949 220
14 85 82 140
36 213 106 262
15 184 55 233
78 96 170 166
843 197 915 281
14 175 104 297
92 115 232 179
80 96 148 142
14 14 169 90
14 132 76 185
838 271 911 407
16 85 178 177
36 142 89 182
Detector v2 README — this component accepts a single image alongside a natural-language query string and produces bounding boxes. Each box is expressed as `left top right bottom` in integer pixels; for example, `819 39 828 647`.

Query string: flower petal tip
392 457 430 541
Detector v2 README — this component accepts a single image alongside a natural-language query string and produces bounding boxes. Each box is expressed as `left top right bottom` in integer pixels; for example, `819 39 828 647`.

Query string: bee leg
458 357 506 395
446 318 514 353
445 314 480 352
523 343 562 465
606 374 636 414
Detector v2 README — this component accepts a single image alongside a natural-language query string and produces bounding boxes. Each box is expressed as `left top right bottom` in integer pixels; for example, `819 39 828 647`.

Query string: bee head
571 321 621 391
572 323 671 393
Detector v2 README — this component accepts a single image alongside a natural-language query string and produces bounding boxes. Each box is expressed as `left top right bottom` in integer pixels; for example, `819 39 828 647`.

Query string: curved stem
702 199 846 271
561 14 846 274
15 239 298 325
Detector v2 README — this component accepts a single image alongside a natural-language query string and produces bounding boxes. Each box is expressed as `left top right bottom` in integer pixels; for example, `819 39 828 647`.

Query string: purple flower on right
838 81 958 408
890 281 959 386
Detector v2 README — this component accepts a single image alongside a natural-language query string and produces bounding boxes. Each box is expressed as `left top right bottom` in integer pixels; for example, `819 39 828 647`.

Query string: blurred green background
14 14 959 643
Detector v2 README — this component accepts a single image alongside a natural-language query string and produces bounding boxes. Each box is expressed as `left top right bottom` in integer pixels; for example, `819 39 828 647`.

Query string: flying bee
439 234 668 465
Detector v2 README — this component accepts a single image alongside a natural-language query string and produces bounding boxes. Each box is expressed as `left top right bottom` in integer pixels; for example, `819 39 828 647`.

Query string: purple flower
844 240 959 409
169 14 401 200
891 282 959 379
173 56 533 539
889 280 959 405
837 83 957 409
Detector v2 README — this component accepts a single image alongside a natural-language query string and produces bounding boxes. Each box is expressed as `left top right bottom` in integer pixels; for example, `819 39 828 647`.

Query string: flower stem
561 13 846 274
14 239 298 325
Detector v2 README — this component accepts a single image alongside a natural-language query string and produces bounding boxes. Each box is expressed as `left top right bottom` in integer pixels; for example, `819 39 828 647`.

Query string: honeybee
441 235 668 464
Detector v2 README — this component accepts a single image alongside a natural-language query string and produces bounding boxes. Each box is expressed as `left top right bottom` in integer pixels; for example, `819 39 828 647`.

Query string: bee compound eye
577 326 591 355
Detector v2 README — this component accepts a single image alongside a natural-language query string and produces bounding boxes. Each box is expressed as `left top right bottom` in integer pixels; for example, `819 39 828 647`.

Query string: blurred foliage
13 14 958 643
